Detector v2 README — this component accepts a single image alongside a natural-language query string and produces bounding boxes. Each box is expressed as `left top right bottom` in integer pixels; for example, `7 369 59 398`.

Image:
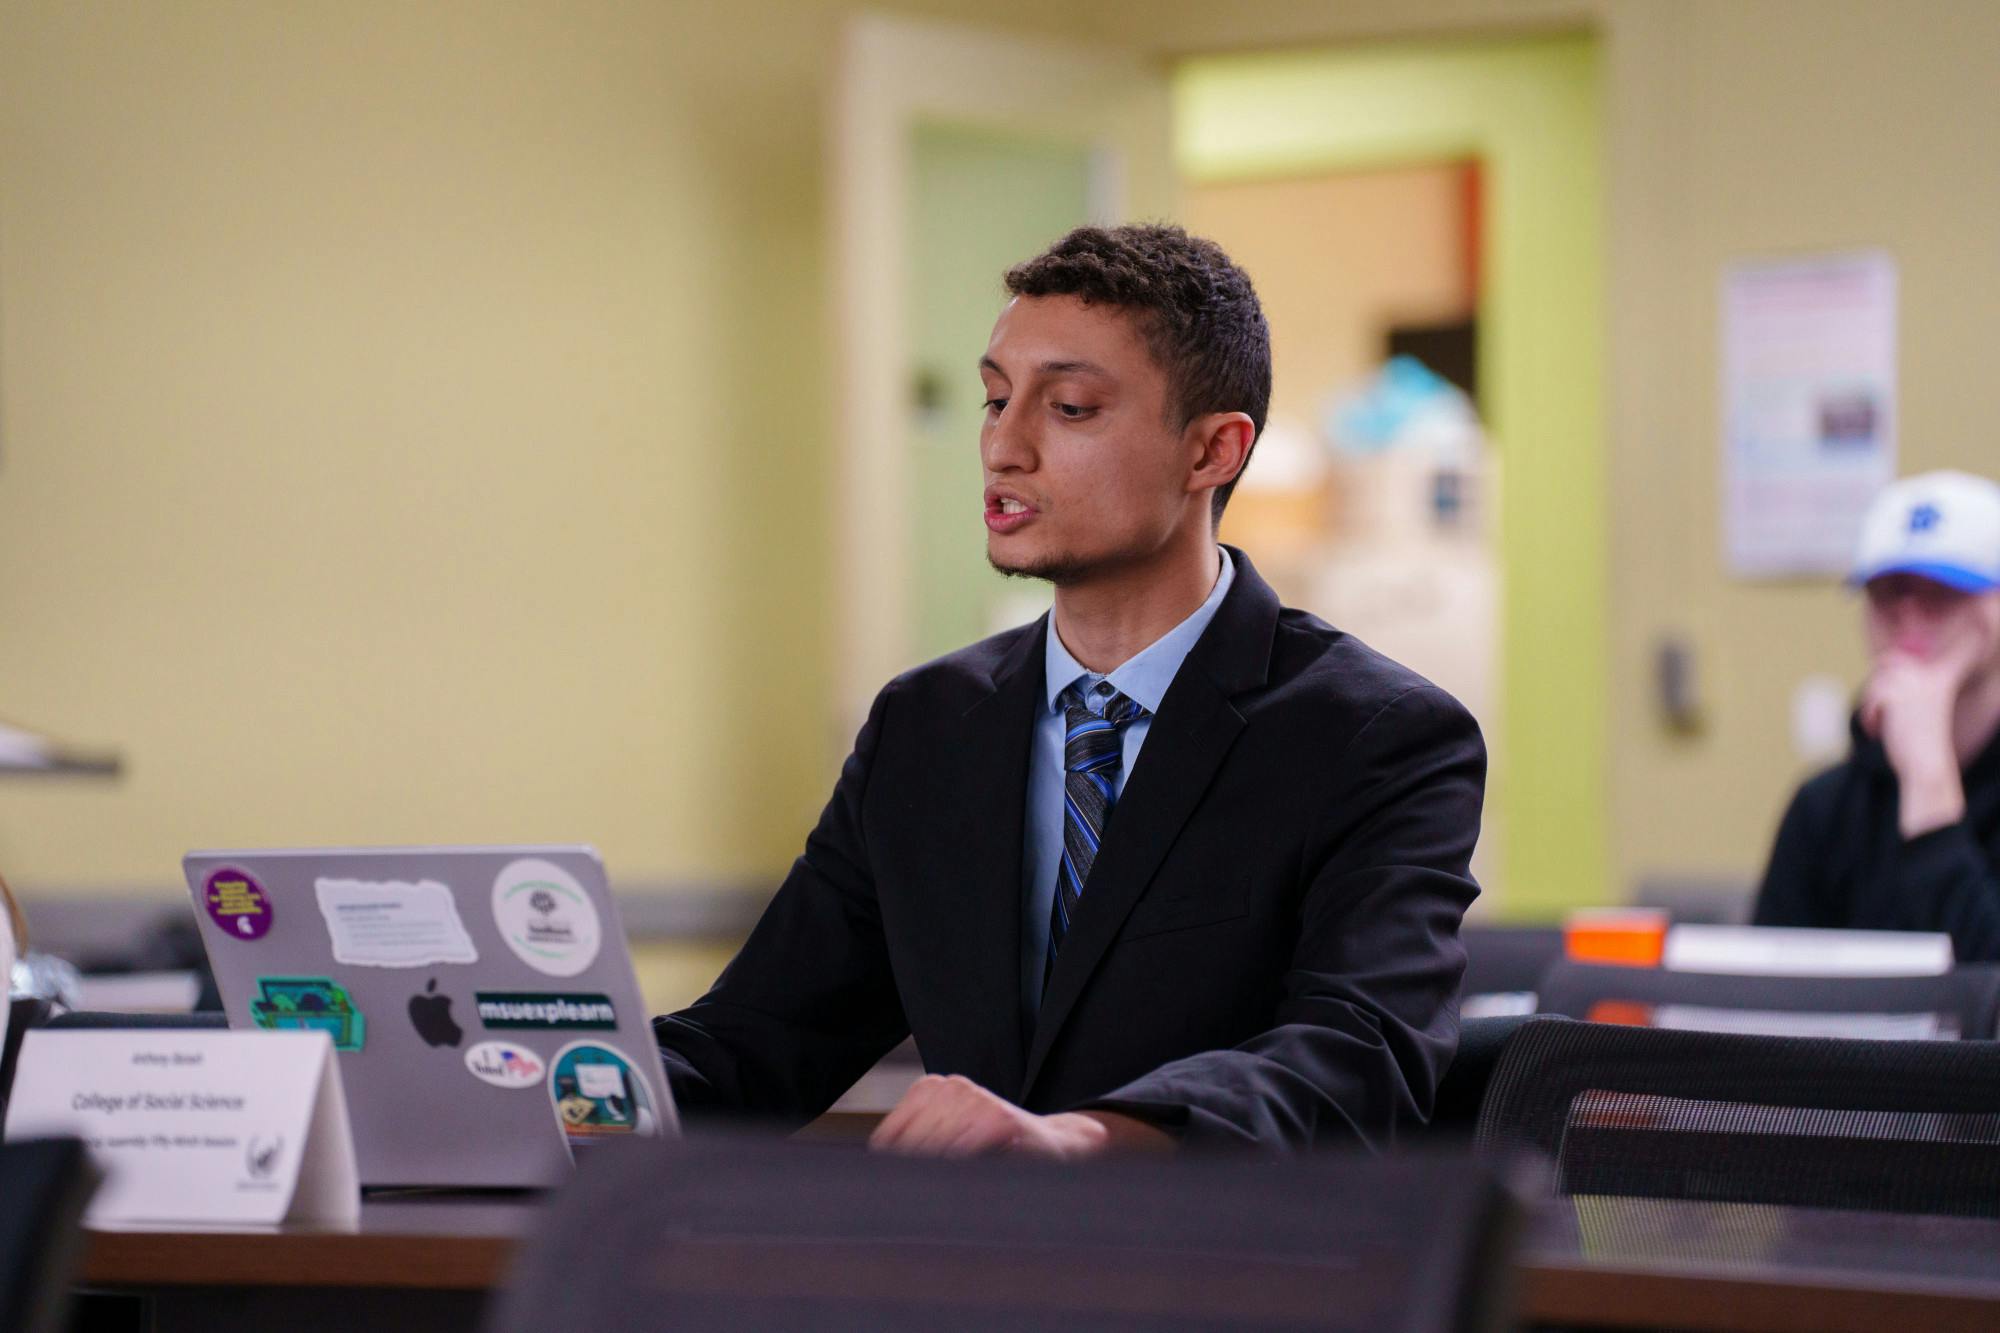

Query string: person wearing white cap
1754 470 2000 958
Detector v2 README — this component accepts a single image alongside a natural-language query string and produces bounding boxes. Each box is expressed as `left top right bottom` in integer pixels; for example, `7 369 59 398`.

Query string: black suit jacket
654 549 1485 1150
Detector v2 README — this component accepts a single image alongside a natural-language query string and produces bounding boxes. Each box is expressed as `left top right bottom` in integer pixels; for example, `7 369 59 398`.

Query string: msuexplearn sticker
473 992 616 1030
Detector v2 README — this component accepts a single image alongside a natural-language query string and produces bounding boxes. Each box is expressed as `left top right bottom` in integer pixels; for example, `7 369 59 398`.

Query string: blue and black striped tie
1046 684 1148 988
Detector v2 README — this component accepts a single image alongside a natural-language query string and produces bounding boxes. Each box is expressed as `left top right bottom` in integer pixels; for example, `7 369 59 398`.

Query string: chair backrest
0 1138 99 1333
490 1137 1520 1333
1534 959 2000 1039
1428 1014 1568 1139
1476 1019 2000 1217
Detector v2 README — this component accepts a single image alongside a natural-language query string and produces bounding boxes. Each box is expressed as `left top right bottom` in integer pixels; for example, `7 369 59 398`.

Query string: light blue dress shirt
1020 547 1237 1024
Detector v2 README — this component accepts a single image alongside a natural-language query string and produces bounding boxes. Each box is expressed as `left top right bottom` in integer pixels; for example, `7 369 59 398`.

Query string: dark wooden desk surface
82 1194 533 1291
78 1191 2000 1332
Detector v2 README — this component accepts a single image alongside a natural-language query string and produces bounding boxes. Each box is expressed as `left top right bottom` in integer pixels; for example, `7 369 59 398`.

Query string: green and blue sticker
250 976 366 1052
548 1041 659 1155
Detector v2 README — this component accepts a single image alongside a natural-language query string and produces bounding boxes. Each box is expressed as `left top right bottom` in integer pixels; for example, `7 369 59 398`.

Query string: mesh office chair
0 1138 99 1333
1476 1019 2000 1217
1427 1014 1569 1139
491 1137 1521 1333
1534 959 2000 1039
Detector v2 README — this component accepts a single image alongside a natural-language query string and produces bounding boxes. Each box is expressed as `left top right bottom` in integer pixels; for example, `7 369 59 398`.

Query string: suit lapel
1021 548 1280 1097
935 615 1043 1095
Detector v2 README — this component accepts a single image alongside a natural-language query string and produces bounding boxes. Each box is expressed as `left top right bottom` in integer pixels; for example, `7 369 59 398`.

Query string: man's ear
1185 412 1257 501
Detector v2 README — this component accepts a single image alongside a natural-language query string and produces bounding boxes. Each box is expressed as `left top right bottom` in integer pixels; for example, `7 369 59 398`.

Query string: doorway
1177 33 1604 917
1185 160 1501 895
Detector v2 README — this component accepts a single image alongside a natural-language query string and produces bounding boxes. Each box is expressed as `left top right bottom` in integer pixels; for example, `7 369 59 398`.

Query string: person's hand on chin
1863 635 1985 837
867 1074 1171 1160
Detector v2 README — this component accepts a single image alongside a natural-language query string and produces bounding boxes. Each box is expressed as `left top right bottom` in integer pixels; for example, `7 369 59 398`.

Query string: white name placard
3 1029 359 1226
1663 924 1953 977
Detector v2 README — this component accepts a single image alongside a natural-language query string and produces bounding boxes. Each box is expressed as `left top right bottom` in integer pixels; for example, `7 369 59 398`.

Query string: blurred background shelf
0 718 122 779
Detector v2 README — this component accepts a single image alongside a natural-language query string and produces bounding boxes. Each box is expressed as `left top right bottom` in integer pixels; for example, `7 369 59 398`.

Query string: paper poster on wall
1722 250 1897 577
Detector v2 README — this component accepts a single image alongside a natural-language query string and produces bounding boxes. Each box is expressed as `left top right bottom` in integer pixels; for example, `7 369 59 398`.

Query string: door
828 13 1174 730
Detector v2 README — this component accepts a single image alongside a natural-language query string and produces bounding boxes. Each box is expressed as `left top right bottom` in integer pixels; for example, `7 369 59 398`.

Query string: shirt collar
1043 547 1236 715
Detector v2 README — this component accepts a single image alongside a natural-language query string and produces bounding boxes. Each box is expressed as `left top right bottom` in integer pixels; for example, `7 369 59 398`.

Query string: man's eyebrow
976 356 1112 378
1039 359 1111 377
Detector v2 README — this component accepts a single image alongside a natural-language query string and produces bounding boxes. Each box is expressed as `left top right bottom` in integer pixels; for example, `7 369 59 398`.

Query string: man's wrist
1064 1110 1175 1156
1899 766 1967 838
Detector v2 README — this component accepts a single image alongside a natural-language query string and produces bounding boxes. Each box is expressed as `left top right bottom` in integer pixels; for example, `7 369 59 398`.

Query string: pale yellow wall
0 1 798 891
630 939 743 1015
0 0 1105 896
9 0 2000 921
1599 0 2000 894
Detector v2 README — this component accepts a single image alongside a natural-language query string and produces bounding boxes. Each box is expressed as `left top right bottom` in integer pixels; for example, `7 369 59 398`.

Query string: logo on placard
408 977 463 1049
245 1135 283 1180
491 859 602 978
547 1041 660 1157
464 1041 545 1089
474 991 616 1030
250 977 365 1052
203 868 273 941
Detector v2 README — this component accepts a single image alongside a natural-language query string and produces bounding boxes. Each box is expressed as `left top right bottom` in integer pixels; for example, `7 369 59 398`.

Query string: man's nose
982 407 1034 473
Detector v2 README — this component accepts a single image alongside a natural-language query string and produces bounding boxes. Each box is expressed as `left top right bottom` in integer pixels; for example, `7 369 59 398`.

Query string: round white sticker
491 858 602 978
464 1040 546 1090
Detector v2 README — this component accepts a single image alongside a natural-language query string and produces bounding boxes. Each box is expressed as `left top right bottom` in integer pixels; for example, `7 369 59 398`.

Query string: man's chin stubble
988 551 1095 587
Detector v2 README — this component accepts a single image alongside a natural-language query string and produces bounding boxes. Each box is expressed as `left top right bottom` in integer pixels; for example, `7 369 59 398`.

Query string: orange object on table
1563 908 1668 967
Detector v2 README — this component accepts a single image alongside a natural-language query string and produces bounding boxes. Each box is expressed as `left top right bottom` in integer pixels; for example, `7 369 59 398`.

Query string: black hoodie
1753 713 2000 961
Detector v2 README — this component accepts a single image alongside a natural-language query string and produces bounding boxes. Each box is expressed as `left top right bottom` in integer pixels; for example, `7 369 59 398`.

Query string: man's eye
983 398 1009 414
1055 403 1091 419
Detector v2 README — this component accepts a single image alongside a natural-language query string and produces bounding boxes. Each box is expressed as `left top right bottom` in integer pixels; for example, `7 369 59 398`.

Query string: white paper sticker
3 1029 359 1226
314 878 479 969
575 1061 627 1099
463 1040 546 1090
492 859 601 978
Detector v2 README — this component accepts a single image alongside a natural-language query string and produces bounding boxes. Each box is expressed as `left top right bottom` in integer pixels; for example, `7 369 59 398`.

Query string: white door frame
826 14 1174 733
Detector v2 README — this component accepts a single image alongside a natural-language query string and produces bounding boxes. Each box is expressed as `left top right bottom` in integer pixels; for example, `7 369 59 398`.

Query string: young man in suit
654 225 1485 1154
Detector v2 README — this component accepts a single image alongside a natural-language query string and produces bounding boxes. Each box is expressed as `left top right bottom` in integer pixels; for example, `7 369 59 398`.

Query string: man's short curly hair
1003 223 1270 521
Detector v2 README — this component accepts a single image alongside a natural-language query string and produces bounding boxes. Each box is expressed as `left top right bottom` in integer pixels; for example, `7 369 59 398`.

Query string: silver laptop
184 845 678 1188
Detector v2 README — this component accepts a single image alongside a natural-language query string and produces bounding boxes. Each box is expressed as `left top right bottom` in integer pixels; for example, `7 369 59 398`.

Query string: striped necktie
1046 684 1148 988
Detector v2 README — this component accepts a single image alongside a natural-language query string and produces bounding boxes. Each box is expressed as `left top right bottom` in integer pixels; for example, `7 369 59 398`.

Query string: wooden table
79 1194 529 1332
76 1190 2000 1332
1519 1195 2000 1331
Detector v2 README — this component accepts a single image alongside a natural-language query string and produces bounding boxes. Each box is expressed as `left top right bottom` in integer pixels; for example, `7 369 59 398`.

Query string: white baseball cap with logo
1851 470 2000 593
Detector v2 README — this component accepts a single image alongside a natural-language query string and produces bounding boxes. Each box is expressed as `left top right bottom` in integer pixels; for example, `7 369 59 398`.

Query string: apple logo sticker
409 977 463 1048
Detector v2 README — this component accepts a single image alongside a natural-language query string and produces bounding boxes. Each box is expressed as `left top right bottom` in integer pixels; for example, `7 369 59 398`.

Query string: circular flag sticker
203 868 273 941
464 1040 546 1090
547 1041 658 1157
492 858 601 978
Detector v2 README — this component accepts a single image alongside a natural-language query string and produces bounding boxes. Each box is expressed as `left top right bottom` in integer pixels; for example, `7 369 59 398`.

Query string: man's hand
867 1074 1172 1160
1862 647 1974 837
